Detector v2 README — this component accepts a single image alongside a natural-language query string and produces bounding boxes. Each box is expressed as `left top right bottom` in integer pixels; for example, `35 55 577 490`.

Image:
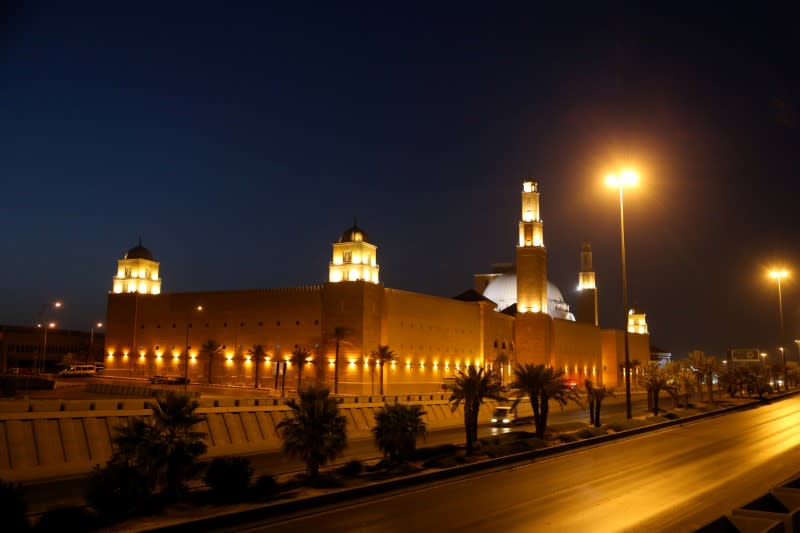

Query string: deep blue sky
2 3 798 361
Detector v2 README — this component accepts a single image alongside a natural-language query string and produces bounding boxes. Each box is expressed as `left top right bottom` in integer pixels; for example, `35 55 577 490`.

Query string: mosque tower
576 241 599 326
328 223 380 284
516 180 547 313
514 180 551 364
111 239 162 295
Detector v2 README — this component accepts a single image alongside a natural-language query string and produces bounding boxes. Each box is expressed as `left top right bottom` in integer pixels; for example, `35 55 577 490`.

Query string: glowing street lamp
38 300 63 374
606 169 639 419
88 322 103 363
769 269 789 391
184 305 203 392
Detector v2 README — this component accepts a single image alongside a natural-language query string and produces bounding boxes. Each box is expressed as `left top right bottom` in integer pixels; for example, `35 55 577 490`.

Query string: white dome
482 273 575 321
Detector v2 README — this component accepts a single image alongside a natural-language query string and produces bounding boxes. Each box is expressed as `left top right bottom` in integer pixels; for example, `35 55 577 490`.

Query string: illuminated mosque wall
105 181 648 393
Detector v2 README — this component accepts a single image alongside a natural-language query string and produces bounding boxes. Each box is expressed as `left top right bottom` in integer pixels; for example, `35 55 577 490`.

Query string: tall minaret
515 180 548 314
576 241 599 326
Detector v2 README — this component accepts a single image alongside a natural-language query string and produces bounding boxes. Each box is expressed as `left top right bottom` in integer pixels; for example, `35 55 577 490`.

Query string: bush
251 475 278 500
86 461 152 522
576 427 605 439
337 460 363 477
557 433 579 443
423 454 460 468
0 478 29 531
662 412 679 420
34 506 94 532
203 457 254 502
410 444 460 461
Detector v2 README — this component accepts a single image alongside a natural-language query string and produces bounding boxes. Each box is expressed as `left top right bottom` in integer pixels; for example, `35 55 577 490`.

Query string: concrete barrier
732 491 800 532
0 395 484 483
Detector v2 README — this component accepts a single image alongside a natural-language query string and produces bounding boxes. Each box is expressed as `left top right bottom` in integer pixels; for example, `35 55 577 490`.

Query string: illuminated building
111 239 162 295
104 181 649 393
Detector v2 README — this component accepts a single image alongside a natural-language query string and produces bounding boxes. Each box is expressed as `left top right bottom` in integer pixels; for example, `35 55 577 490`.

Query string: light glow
605 169 639 188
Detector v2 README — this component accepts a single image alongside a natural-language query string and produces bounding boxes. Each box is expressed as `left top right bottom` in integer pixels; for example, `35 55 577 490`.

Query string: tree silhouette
448 365 504 455
370 345 397 396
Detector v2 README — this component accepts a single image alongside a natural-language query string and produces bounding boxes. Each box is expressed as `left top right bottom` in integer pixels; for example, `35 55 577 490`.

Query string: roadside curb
140 393 795 532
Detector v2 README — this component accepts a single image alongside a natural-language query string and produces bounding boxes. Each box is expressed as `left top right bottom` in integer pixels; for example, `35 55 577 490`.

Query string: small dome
123 242 154 261
337 225 370 244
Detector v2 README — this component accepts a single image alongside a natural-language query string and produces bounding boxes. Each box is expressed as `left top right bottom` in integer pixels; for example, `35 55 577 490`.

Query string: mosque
104 180 650 394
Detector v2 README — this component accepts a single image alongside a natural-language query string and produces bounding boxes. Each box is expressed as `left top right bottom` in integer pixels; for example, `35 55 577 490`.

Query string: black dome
337 225 370 244
123 242 154 261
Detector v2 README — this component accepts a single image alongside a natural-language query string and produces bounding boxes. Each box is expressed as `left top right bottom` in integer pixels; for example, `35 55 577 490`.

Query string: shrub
557 433 579 443
410 444 460 461
576 427 605 439
203 456 254 502
86 461 151 522
34 506 94 532
251 475 278 500
0 478 29 531
423 455 460 468
337 460 363 477
662 412 679 420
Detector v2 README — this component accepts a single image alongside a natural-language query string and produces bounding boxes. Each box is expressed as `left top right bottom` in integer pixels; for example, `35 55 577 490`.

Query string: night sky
2 3 798 361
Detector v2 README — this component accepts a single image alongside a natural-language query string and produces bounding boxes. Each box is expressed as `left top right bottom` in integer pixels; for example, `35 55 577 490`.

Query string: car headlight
491 418 498 422
502 418 510 424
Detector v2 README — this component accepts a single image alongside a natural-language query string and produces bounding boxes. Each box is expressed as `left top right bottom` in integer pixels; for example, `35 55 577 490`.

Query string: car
165 376 190 385
491 406 517 427
149 375 166 384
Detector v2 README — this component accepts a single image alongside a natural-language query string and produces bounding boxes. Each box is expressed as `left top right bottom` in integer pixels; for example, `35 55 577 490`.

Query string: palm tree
289 345 311 393
687 351 706 402
247 344 267 389
111 392 207 500
590 382 614 427
372 403 427 464
276 385 348 479
664 360 696 407
640 362 669 415
332 326 350 395
512 363 580 439
584 380 595 426
201 340 223 385
494 351 510 388
704 356 722 402
448 365 504 455
370 345 397 396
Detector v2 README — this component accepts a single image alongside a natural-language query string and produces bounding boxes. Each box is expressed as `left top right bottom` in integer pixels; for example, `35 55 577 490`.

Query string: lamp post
769 270 789 391
41 321 56 374
606 169 638 419
88 322 103 363
184 305 203 392
37 300 62 374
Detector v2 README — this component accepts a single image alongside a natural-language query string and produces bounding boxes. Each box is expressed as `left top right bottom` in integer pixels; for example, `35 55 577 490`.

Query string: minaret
514 179 551 365
515 180 547 314
112 239 162 295
576 241 599 326
328 223 380 284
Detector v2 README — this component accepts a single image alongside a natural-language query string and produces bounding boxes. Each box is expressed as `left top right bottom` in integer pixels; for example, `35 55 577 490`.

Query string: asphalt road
226 396 800 533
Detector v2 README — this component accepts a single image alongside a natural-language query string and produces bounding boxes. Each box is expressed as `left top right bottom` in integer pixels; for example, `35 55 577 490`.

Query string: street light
605 169 639 420
184 305 203 392
38 300 62 374
88 322 103 363
769 269 789 391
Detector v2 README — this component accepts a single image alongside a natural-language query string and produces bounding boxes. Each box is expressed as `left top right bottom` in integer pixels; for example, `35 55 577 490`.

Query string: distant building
0 325 105 373
650 345 672 367
104 180 650 393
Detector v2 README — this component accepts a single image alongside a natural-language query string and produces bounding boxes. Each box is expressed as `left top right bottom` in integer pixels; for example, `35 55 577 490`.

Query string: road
227 396 800 532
